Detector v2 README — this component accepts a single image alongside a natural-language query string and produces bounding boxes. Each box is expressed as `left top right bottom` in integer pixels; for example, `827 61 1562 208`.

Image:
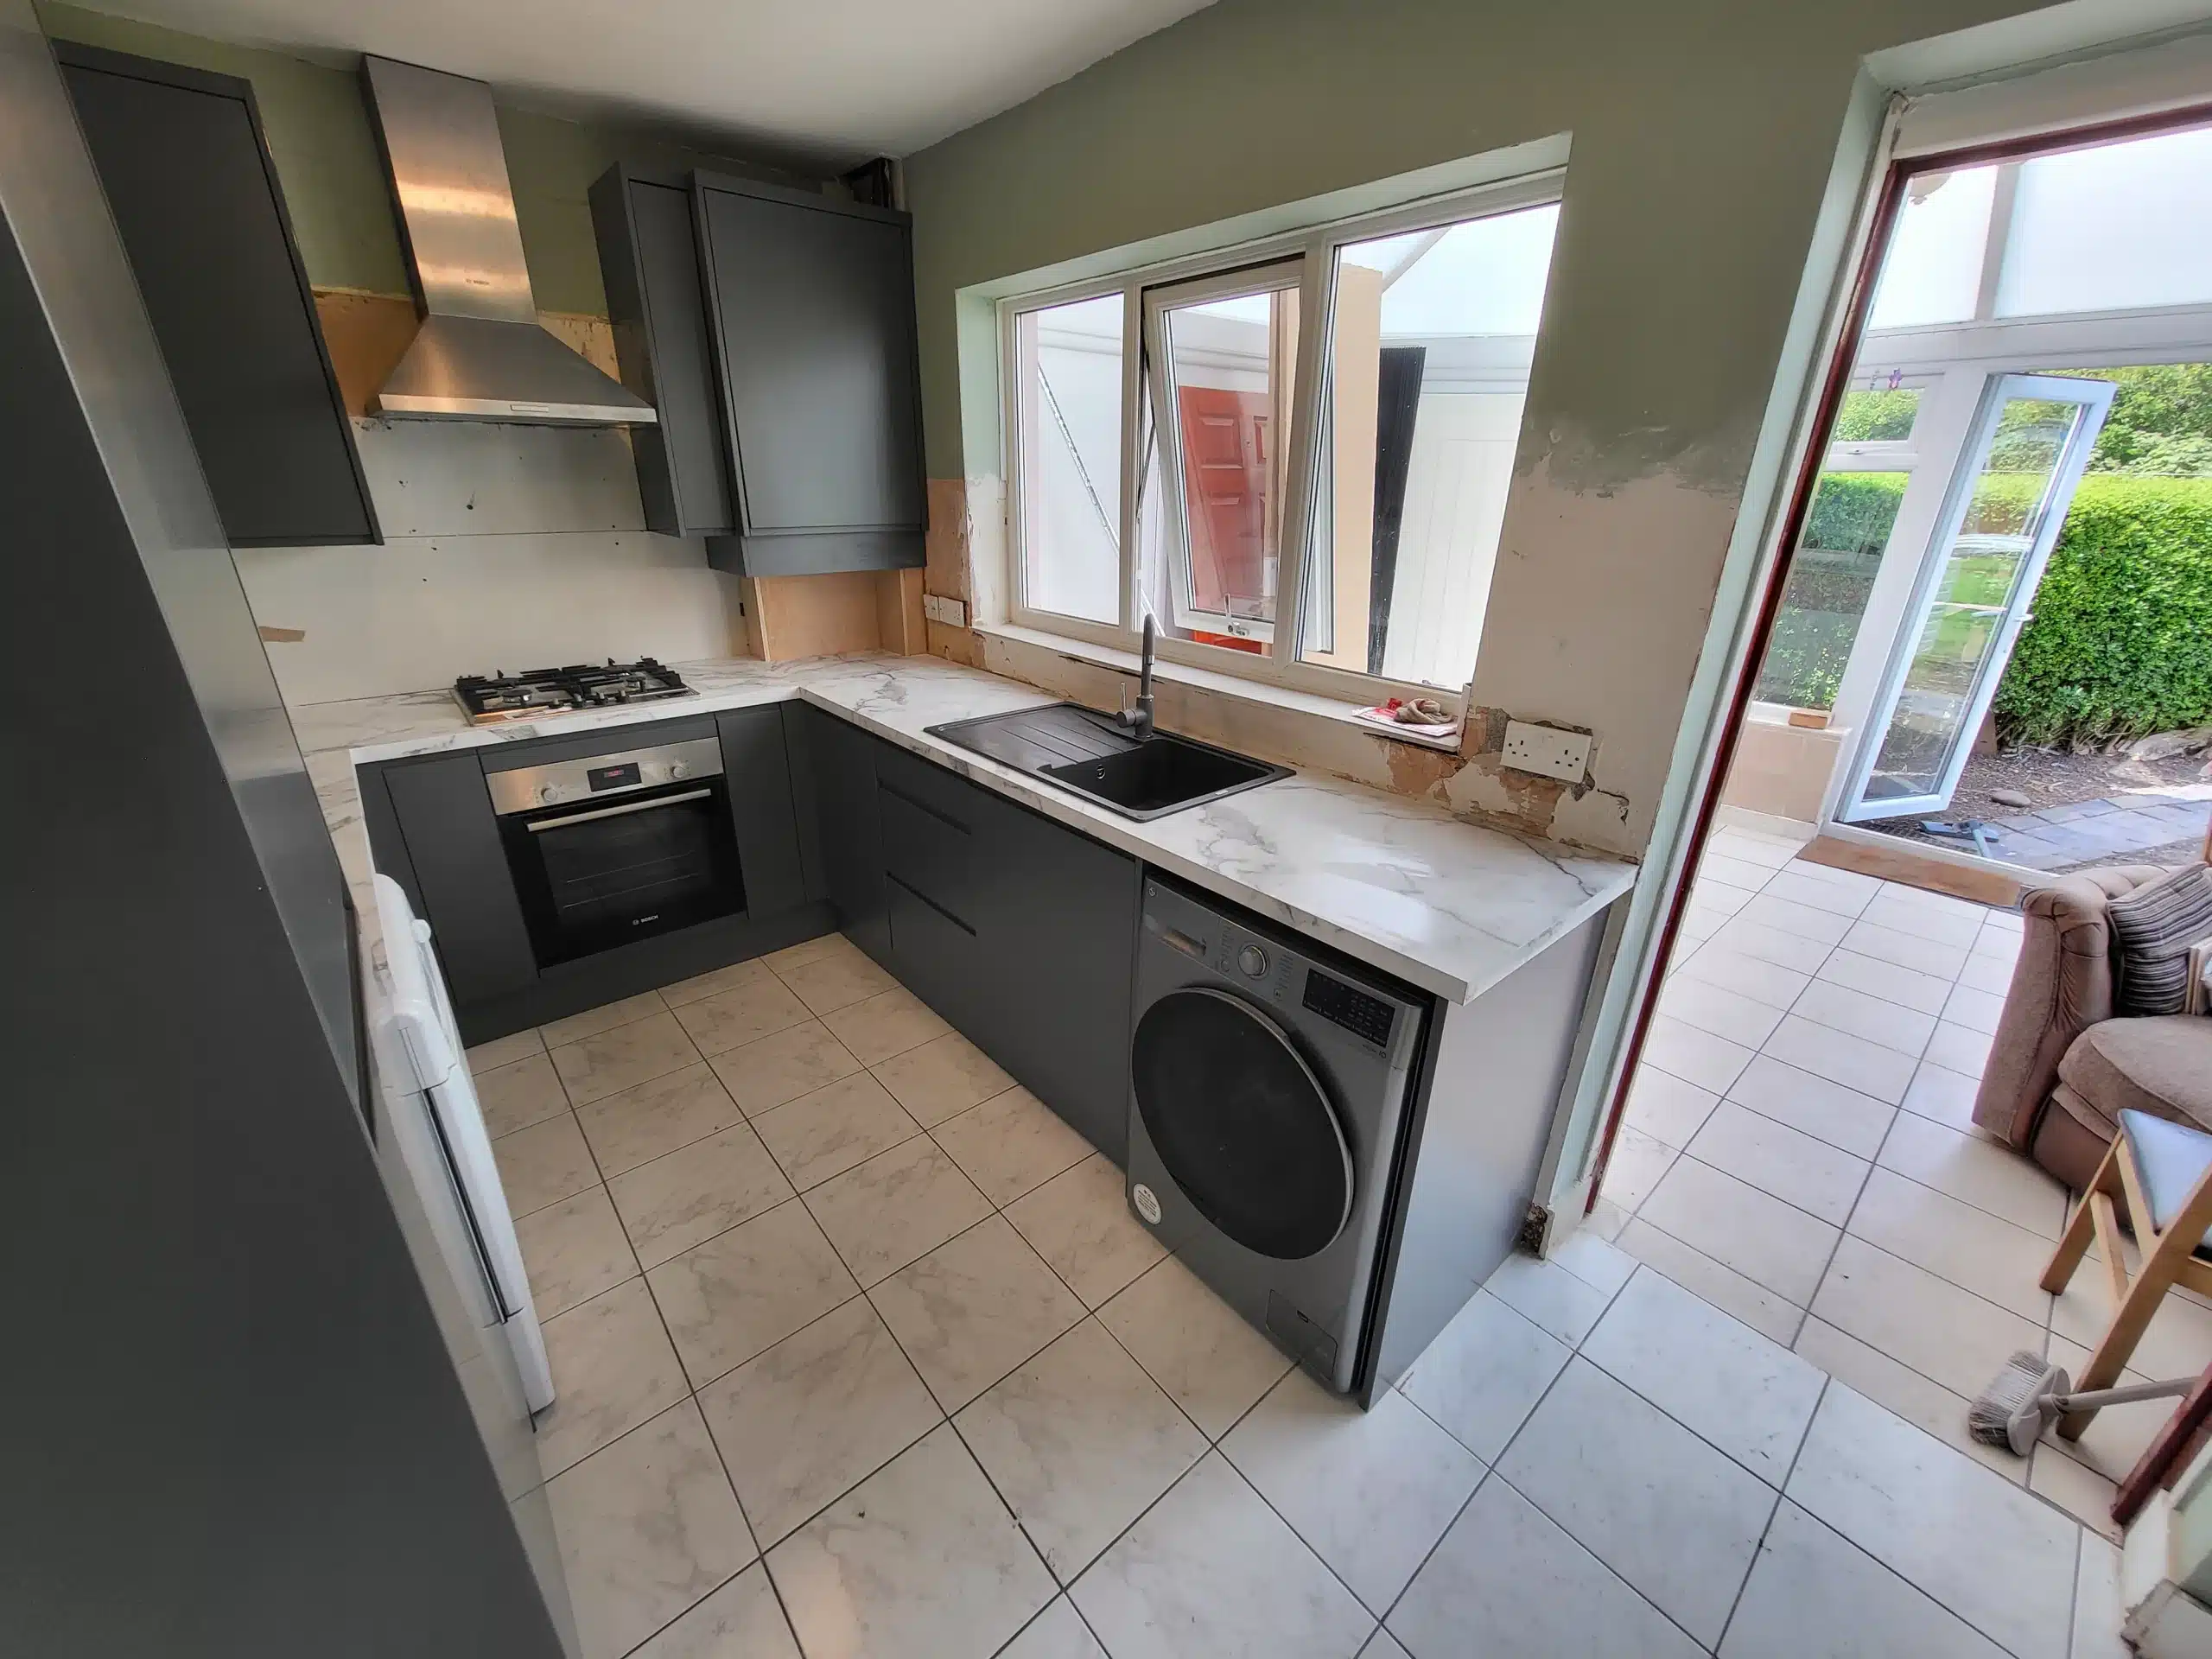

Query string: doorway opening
1577 99 2212 1522
1726 122 2212 879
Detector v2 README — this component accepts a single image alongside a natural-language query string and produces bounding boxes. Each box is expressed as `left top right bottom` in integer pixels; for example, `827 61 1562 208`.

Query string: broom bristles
1967 1349 2064 1452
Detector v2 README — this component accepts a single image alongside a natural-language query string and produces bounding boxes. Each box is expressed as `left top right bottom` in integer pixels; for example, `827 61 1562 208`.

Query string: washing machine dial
1237 944 1269 979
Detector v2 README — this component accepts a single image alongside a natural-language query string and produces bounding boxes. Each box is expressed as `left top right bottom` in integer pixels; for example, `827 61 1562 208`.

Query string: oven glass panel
501 779 745 966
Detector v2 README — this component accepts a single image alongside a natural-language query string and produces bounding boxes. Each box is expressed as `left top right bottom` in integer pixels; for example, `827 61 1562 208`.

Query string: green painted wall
897 0 2112 868
901 0 2029 484
36 2 821 315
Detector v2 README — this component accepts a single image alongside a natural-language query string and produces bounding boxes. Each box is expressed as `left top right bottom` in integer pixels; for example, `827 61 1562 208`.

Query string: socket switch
1502 720 1592 783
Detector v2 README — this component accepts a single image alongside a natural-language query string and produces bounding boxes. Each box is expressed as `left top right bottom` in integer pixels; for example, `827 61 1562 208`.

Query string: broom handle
2061 1376 2195 1411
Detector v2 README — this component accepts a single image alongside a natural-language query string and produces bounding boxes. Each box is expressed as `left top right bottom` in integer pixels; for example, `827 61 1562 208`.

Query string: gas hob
453 659 697 723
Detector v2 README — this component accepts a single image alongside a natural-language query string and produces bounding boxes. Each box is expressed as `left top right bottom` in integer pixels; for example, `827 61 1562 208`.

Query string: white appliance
370 874 555 1412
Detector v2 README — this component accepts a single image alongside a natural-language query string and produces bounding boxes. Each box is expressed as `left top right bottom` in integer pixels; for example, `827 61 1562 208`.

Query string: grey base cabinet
963 785 1141 1165
797 704 892 962
365 708 822 1042
846 732 1140 1165
364 703 1138 1151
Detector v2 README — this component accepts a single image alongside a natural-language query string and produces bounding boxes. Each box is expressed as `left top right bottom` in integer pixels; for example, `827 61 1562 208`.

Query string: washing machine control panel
1301 970 1396 1047
1144 881 1409 1060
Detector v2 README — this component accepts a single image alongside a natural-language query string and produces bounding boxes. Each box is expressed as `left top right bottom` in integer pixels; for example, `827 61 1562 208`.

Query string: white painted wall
1381 388 1523 688
234 419 745 705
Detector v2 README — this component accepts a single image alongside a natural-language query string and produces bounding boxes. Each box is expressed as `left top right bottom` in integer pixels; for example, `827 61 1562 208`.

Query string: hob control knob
1237 944 1269 979
669 762 690 780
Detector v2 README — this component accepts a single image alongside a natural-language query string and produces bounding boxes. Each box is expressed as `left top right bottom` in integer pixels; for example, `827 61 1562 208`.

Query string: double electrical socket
1502 719 1592 783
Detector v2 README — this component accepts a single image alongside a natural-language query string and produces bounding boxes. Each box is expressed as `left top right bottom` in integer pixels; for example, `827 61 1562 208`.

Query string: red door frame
1580 99 2212 1218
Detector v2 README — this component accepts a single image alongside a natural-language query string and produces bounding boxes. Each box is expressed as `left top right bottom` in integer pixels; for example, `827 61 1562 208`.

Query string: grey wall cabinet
589 165 734 537
58 43 378 548
693 173 925 577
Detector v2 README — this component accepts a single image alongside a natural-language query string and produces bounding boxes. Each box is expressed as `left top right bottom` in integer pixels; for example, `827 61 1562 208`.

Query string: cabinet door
796 705 890 960
59 44 377 547
590 167 733 536
381 753 537 1005
694 178 925 543
715 706 807 919
968 791 1141 1165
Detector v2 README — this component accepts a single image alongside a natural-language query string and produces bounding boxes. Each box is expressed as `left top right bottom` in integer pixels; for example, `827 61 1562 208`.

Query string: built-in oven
487 734 745 967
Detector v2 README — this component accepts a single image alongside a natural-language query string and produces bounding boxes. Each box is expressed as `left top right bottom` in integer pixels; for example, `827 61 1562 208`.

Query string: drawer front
887 873 978 1027
872 741 981 823
877 779 976 928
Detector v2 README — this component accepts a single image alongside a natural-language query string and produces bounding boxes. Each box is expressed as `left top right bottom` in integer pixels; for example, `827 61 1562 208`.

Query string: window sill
976 622 1469 753
1747 700 1850 736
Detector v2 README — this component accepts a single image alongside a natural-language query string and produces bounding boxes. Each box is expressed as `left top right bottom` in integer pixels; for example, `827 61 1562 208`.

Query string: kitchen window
1001 172 1564 715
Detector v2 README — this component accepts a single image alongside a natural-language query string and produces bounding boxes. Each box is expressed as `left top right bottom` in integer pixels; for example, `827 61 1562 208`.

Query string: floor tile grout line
1365 1464 1490 1645
1631 1139 2067 1360
1467 1405 1723 1655
1570 1271 1822 1499
1618 1206 1812 1332
1371 1274 1729 1651
1793 1144 1883 1363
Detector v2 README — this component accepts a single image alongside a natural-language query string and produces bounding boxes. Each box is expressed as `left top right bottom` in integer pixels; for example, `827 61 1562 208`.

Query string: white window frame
1142 257 1307 650
999 167 1566 713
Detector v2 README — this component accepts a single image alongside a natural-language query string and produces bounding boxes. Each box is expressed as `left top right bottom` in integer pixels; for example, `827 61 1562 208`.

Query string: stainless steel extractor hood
362 55 655 426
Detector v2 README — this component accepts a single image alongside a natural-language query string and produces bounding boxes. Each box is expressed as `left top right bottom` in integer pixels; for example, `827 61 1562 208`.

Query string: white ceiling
81 0 1217 166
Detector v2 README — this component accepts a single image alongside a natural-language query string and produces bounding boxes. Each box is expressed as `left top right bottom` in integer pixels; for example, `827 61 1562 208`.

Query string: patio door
1835 372 2113 823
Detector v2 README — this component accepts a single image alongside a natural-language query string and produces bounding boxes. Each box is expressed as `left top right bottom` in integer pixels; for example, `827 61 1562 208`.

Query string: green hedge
1753 473 2212 745
1994 475 2212 745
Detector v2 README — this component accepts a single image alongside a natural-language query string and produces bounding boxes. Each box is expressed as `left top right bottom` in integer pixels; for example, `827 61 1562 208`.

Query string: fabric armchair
1973 865 2180 1189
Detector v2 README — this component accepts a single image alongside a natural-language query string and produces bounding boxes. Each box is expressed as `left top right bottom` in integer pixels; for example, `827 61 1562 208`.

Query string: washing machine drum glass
1131 987 1353 1260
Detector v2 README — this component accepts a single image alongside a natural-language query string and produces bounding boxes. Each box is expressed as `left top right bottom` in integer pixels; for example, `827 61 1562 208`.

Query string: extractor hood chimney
361 56 655 427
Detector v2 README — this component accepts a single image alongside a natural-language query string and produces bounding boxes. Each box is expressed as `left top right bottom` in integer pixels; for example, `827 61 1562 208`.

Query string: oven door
499 777 746 967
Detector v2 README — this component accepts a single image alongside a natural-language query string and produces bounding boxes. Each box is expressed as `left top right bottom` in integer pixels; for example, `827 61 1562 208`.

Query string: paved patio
1595 818 2212 1543
1867 785 2211 872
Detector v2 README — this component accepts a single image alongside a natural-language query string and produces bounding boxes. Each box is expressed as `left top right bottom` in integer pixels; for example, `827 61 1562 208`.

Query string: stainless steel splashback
362 55 654 426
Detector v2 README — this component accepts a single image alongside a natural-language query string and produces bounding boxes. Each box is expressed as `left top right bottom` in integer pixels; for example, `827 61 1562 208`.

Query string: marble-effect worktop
295 653 1636 1006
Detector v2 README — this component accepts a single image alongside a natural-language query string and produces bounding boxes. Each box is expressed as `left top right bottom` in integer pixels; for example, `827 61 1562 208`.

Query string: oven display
586 761 642 791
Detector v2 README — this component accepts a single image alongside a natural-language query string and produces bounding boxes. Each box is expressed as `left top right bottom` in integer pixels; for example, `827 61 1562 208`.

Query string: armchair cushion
2107 864 2212 1016
2058 1015 2212 1132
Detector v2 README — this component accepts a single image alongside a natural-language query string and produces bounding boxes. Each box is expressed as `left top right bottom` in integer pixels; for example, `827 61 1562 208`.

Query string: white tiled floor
1598 819 2212 1538
484 921 2139 1658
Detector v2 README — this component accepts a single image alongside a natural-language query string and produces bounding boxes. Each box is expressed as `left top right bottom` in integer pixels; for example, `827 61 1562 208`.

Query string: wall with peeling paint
899 0 2044 857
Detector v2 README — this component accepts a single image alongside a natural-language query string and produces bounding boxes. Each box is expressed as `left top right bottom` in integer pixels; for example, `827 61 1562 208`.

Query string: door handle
525 787 712 832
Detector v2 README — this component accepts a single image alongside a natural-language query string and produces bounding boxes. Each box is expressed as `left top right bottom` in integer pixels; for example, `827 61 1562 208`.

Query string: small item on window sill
1357 697 1457 739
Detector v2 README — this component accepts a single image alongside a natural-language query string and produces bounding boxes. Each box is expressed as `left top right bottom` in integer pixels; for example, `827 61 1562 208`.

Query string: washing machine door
1131 987 1353 1260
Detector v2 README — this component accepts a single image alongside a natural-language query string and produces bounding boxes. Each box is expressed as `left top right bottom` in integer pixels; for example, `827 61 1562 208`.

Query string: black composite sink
925 702 1291 820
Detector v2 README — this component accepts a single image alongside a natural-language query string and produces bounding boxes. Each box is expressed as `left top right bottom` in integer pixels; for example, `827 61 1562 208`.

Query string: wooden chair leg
2042 1137 2120 1295
2060 1155 2212 1440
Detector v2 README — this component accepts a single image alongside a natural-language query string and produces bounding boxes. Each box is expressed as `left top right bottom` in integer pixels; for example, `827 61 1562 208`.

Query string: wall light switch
923 594 966 627
1502 720 1592 782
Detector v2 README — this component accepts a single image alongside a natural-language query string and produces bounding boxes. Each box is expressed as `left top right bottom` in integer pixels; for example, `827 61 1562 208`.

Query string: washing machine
1125 875 1427 1395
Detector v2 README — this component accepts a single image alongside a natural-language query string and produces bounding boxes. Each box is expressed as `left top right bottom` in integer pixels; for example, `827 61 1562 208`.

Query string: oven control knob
1237 944 1269 979
539 785 559 804
669 762 690 780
